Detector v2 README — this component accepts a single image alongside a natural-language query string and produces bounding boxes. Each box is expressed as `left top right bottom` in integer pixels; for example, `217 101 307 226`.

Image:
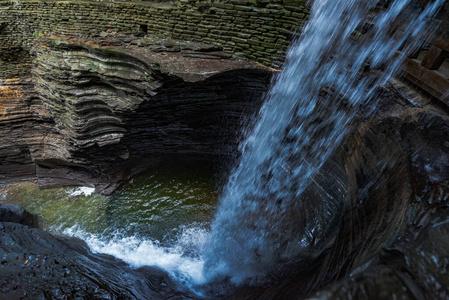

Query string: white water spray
63 225 210 288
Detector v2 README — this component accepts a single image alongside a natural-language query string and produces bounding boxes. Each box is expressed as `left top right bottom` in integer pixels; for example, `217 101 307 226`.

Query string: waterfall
203 0 444 284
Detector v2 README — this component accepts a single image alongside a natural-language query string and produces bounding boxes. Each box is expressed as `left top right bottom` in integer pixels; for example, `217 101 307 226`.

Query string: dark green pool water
1 165 218 242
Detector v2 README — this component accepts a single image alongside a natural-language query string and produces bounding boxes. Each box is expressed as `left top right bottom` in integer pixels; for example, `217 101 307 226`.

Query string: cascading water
203 0 444 284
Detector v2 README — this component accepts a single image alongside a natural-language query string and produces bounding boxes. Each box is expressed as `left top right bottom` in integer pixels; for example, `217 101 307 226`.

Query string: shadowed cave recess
1 0 449 299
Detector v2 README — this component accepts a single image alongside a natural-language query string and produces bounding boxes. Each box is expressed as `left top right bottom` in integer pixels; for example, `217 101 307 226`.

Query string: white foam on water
67 186 96 197
62 225 209 288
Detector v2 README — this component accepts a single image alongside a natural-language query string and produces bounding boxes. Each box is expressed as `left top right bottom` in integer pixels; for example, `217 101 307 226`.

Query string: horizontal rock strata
0 35 272 191
0 0 309 68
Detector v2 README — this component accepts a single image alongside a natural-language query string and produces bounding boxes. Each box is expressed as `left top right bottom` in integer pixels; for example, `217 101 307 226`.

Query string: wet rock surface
227 83 449 299
0 204 39 228
0 205 194 299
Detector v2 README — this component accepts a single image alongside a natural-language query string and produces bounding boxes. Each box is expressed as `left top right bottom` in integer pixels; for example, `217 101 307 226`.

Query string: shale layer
0 0 309 68
1 35 272 191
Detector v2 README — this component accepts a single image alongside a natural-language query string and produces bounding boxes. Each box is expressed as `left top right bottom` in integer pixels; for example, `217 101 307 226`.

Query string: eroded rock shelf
1 35 272 192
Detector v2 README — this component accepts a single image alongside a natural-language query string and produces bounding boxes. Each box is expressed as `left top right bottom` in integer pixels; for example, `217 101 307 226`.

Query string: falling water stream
204 0 444 285
1 0 444 295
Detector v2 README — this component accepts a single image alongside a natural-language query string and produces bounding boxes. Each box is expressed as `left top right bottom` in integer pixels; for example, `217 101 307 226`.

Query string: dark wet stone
0 221 194 299
0 204 40 228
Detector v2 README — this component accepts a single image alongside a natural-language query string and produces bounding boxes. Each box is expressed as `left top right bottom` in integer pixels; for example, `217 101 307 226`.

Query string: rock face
0 204 193 299
0 0 309 68
0 204 39 227
0 77 57 182
1 34 272 192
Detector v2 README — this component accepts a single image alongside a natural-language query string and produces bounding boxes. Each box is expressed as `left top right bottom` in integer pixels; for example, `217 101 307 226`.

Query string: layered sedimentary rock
0 0 309 67
0 34 271 191
0 77 60 181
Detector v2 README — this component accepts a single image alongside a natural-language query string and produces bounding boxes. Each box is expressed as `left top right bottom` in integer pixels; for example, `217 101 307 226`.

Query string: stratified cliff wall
0 34 273 191
0 0 308 189
0 0 308 68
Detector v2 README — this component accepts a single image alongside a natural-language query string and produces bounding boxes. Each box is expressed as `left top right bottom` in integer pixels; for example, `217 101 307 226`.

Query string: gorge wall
0 34 272 191
0 0 310 189
0 0 308 69
0 0 448 189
